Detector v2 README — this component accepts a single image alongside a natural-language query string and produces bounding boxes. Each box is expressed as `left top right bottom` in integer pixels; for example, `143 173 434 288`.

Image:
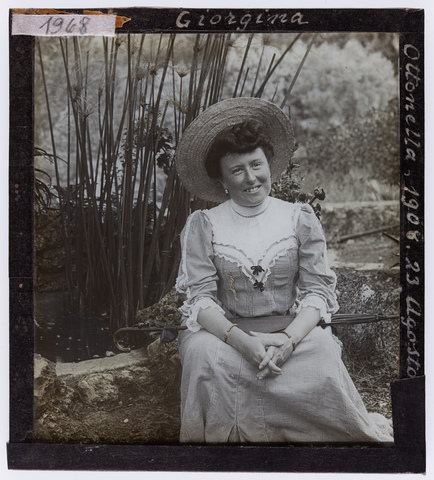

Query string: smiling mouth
244 185 261 193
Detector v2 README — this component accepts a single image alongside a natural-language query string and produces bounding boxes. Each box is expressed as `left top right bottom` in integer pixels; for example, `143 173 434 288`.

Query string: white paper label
12 14 116 36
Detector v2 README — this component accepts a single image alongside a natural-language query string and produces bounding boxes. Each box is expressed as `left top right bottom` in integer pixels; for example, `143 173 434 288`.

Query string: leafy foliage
298 100 399 202
271 163 326 219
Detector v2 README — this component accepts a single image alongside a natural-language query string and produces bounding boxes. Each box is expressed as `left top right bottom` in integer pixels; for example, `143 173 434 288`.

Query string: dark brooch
253 280 265 292
251 265 264 276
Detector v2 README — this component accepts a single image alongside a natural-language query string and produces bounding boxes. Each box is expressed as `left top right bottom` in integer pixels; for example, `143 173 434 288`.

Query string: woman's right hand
229 330 284 374
197 307 283 373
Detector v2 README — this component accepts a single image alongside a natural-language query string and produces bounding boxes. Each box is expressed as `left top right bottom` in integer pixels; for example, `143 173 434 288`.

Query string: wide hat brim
175 97 295 203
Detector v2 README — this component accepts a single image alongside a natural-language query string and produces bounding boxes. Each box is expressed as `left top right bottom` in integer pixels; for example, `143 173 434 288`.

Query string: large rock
34 354 56 405
34 342 181 444
34 354 75 413
34 354 77 441
76 373 119 404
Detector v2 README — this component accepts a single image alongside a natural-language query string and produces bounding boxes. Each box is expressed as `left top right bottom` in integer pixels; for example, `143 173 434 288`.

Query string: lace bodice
176 197 338 332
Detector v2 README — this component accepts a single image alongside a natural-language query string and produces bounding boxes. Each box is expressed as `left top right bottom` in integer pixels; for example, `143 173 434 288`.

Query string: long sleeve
296 204 339 322
175 210 225 331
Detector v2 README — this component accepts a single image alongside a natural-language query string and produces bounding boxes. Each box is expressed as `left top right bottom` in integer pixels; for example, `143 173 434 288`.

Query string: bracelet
279 330 292 340
224 324 238 343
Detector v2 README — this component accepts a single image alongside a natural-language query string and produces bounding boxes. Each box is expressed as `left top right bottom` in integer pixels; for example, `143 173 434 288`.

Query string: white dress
175 196 393 443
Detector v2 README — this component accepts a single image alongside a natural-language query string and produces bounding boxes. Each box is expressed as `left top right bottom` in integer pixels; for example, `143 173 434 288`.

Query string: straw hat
175 97 295 203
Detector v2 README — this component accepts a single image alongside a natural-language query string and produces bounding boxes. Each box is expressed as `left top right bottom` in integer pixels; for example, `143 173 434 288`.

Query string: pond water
34 291 115 363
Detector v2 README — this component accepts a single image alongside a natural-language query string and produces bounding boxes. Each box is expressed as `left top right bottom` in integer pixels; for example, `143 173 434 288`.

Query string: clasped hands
236 331 296 380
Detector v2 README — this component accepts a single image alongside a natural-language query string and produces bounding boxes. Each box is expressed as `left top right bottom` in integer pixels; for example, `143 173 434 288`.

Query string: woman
175 97 393 444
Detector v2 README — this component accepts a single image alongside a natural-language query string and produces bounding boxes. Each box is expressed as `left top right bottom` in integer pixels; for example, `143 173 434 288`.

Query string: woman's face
219 148 271 207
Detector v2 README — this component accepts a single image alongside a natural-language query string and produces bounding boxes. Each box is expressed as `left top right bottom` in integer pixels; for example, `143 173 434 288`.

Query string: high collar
229 196 271 218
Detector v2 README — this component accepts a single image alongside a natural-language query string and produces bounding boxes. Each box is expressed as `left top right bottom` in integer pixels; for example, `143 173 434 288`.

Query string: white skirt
178 326 394 443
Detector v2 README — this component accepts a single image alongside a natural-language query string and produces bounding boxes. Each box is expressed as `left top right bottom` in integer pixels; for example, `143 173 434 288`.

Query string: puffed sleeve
295 204 339 323
175 210 226 332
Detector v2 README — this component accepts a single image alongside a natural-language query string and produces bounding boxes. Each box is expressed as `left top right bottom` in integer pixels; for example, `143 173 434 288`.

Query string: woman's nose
245 169 256 183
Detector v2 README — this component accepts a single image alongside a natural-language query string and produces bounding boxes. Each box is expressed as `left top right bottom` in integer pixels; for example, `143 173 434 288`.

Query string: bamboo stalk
254 33 302 98
280 34 317 109
251 44 265 97
239 67 250 97
185 34 201 131
37 39 74 301
233 34 253 98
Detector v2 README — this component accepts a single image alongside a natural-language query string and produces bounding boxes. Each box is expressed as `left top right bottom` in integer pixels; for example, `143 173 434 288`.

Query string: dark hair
205 120 274 179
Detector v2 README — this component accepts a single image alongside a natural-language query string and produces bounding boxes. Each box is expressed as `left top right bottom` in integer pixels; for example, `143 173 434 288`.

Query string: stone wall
321 200 399 244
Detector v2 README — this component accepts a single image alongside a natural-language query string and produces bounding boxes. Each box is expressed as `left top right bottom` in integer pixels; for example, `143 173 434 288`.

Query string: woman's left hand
249 331 295 380
250 307 321 379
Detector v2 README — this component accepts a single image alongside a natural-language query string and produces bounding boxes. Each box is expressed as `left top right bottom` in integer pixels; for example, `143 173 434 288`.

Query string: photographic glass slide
8 6 424 473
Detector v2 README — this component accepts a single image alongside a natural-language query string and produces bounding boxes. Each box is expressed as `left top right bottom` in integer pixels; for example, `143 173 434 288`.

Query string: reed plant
35 33 314 331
